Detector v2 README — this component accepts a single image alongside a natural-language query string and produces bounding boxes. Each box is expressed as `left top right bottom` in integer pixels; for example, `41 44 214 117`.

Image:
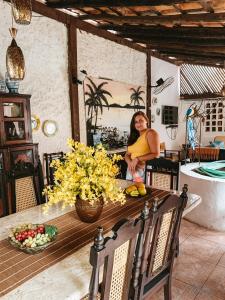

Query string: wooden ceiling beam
127 36 225 46
179 61 224 68
147 44 225 55
180 93 223 100
46 0 202 8
159 50 225 60
22 0 147 53
117 33 225 42
100 25 225 39
79 12 225 24
160 53 224 64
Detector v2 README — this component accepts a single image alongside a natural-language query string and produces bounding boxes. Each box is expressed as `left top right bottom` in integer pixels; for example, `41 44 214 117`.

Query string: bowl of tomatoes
8 223 58 254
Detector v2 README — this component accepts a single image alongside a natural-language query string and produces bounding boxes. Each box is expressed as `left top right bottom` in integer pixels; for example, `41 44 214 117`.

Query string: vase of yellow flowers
43 139 126 223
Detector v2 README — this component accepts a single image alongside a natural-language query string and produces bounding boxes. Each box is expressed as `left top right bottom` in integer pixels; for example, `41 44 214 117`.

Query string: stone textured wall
0 1 71 162
77 30 147 142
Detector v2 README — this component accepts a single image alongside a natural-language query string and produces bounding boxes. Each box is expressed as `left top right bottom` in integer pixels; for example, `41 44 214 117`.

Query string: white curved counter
180 162 225 231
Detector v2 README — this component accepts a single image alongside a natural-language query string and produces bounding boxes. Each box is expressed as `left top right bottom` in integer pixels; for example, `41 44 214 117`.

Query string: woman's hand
129 158 139 174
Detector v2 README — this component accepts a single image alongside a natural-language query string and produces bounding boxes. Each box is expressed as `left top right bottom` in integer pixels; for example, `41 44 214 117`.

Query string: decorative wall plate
42 120 57 137
31 115 40 132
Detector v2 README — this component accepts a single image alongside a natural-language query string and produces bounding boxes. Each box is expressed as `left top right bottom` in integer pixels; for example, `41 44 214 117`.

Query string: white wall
0 1 71 161
77 30 146 143
151 57 180 149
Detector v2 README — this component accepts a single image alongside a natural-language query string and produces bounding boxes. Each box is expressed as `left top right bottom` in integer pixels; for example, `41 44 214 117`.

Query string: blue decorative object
5 72 19 93
0 80 6 92
187 118 196 149
210 141 225 149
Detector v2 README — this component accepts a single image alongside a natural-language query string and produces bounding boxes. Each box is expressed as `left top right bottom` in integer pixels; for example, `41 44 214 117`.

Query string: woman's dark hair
127 111 149 146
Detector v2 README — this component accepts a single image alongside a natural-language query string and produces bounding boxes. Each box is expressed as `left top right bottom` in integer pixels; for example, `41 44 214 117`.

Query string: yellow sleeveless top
128 130 151 159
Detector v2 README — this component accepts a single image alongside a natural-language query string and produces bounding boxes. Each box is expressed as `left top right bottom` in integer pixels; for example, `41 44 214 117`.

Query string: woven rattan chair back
10 160 44 213
43 152 64 186
15 176 37 211
133 185 188 300
145 158 180 191
84 218 142 300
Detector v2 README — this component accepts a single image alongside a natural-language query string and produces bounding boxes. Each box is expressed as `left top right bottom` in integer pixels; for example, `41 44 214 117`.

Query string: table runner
0 188 170 297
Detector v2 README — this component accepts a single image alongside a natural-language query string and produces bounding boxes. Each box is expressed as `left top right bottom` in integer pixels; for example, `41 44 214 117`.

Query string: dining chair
145 157 180 191
43 152 64 185
81 217 142 300
132 184 188 300
10 160 44 213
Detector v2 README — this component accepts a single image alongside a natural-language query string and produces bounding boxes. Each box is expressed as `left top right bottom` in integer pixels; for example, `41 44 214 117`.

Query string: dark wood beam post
67 24 80 141
146 49 151 126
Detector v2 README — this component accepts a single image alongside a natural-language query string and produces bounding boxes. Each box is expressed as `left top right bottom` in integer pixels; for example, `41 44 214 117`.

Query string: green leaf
45 225 58 239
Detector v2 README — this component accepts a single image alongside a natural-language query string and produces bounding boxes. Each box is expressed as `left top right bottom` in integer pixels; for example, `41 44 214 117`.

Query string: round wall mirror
42 120 58 137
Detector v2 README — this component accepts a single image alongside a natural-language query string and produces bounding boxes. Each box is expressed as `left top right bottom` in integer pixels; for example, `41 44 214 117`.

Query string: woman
125 111 160 182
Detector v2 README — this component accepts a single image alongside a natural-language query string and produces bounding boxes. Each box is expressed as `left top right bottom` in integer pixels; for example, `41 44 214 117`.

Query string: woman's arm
137 129 160 163
124 151 135 174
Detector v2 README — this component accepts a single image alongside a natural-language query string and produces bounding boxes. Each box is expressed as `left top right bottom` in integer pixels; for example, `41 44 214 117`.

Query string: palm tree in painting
130 86 145 111
85 77 112 133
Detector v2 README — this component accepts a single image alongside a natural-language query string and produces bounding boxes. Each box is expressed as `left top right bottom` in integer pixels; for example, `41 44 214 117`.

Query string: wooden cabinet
0 94 44 216
0 93 32 146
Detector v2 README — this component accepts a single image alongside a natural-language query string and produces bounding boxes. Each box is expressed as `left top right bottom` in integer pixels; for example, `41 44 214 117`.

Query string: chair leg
164 277 172 300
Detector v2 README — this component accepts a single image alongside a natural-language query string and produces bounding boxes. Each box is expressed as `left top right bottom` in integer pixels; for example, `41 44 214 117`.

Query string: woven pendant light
6 28 25 80
11 0 32 25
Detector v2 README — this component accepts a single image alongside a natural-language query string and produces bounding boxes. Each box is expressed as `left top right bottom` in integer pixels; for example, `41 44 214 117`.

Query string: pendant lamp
6 28 25 80
11 0 32 25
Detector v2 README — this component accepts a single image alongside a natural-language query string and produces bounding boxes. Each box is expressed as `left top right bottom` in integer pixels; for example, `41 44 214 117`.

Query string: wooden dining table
0 180 201 300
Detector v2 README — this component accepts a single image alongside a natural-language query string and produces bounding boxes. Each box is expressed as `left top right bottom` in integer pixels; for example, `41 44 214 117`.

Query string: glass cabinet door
4 121 25 141
3 102 24 118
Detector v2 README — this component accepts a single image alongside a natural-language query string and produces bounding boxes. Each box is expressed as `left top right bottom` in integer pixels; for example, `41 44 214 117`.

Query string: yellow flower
44 139 126 211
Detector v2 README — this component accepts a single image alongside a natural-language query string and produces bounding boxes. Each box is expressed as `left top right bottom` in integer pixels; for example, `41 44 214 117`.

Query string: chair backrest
43 152 64 185
188 147 219 162
9 158 45 213
135 185 188 299
87 218 142 300
145 157 180 190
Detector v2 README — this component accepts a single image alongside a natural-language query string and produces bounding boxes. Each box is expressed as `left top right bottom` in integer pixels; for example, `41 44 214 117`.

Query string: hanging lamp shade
11 0 32 25
6 28 25 80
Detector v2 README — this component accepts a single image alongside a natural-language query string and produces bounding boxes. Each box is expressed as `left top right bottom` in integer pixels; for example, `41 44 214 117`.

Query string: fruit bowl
125 183 151 198
8 223 58 254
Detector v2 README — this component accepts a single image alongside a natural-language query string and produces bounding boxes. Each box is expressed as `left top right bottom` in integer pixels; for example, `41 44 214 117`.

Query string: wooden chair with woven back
130 184 188 300
145 157 180 191
43 152 64 186
10 160 44 213
81 217 142 300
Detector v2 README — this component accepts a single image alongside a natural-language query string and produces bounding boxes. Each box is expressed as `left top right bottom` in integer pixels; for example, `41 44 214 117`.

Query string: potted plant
43 139 126 222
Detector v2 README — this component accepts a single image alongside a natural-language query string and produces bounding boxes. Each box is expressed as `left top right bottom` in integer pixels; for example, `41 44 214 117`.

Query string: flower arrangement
43 139 126 212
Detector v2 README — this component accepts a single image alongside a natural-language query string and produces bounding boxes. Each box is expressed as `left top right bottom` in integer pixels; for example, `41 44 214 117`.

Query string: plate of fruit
8 223 58 254
125 182 150 198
